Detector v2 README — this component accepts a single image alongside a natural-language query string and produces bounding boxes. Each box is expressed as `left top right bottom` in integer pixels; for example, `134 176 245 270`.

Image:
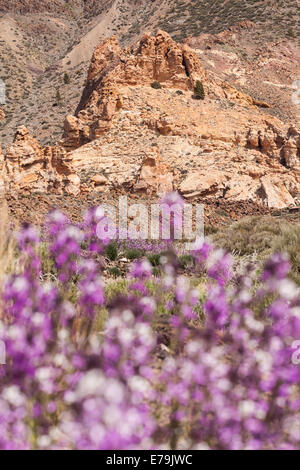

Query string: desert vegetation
193 81 205 100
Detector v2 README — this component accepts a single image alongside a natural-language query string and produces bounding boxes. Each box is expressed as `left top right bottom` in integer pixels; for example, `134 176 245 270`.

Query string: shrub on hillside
212 215 300 284
63 72 71 84
151 81 162 89
105 241 118 261
193 80 205 100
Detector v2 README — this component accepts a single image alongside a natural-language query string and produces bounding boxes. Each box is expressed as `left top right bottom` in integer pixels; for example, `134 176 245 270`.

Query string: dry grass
212 215 300 284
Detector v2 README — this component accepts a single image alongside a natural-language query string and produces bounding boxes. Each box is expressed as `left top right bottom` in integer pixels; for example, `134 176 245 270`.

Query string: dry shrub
212 216 282 256
212 215 300 284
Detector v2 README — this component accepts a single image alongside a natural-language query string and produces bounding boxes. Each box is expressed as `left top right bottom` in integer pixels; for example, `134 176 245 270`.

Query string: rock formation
0 31 299 209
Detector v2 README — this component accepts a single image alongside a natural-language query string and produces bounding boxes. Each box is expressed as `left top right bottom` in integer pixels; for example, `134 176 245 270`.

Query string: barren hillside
1 0 300 149
0 31 299 221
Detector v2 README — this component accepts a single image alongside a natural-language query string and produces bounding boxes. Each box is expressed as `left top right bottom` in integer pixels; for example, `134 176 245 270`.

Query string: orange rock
135 151 173 196
261 176 296 209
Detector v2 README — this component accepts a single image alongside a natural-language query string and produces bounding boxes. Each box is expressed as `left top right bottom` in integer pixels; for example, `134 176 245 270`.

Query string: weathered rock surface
1 126 76 195
4 126 51 191
62 31 271 152
1 31 300 209
261 176 296 209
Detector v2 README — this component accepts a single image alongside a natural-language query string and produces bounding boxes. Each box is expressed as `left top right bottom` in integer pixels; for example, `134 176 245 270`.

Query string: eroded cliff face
62 30 209 151
1 31 300 209
62 30 269 151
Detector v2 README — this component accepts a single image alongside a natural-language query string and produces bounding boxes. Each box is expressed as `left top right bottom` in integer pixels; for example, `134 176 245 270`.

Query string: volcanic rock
1 31 299 210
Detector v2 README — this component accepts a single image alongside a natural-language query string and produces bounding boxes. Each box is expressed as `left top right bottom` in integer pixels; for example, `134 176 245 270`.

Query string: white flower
2 386 25 407
76 370 105 399
239 400 255 417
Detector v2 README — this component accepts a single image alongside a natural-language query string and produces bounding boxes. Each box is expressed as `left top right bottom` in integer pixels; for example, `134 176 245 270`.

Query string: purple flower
262 253 291 282
129 259 153 280
1 202 300 450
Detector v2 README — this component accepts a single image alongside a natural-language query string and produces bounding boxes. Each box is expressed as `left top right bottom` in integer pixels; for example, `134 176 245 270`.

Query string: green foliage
105 242 118 261
272 224 300 285
63 72 71 85
151 81 162 90
147 253 161 267
193 80 205 100
108 267 121 278
152 267 161 276
178 254 194 269
125 248 144 260
81 241 88 250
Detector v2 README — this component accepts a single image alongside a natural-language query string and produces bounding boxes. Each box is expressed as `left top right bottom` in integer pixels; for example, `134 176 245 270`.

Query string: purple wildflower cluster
0 199 299 449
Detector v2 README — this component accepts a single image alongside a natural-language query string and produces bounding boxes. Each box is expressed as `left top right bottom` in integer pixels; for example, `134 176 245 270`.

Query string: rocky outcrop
1 126 71 194
77 30 207 107
1 31 299 210
179 169 298 209
0 108 5 121
62 31 273 152
63 31 208 151
180 170 228 199
135 150 173 196
260 176 296 209
4 126 48 191
246 126 284 159
283 127 300 170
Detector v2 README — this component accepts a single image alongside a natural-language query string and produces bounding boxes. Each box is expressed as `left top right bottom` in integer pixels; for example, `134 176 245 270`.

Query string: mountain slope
1 0 299 150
